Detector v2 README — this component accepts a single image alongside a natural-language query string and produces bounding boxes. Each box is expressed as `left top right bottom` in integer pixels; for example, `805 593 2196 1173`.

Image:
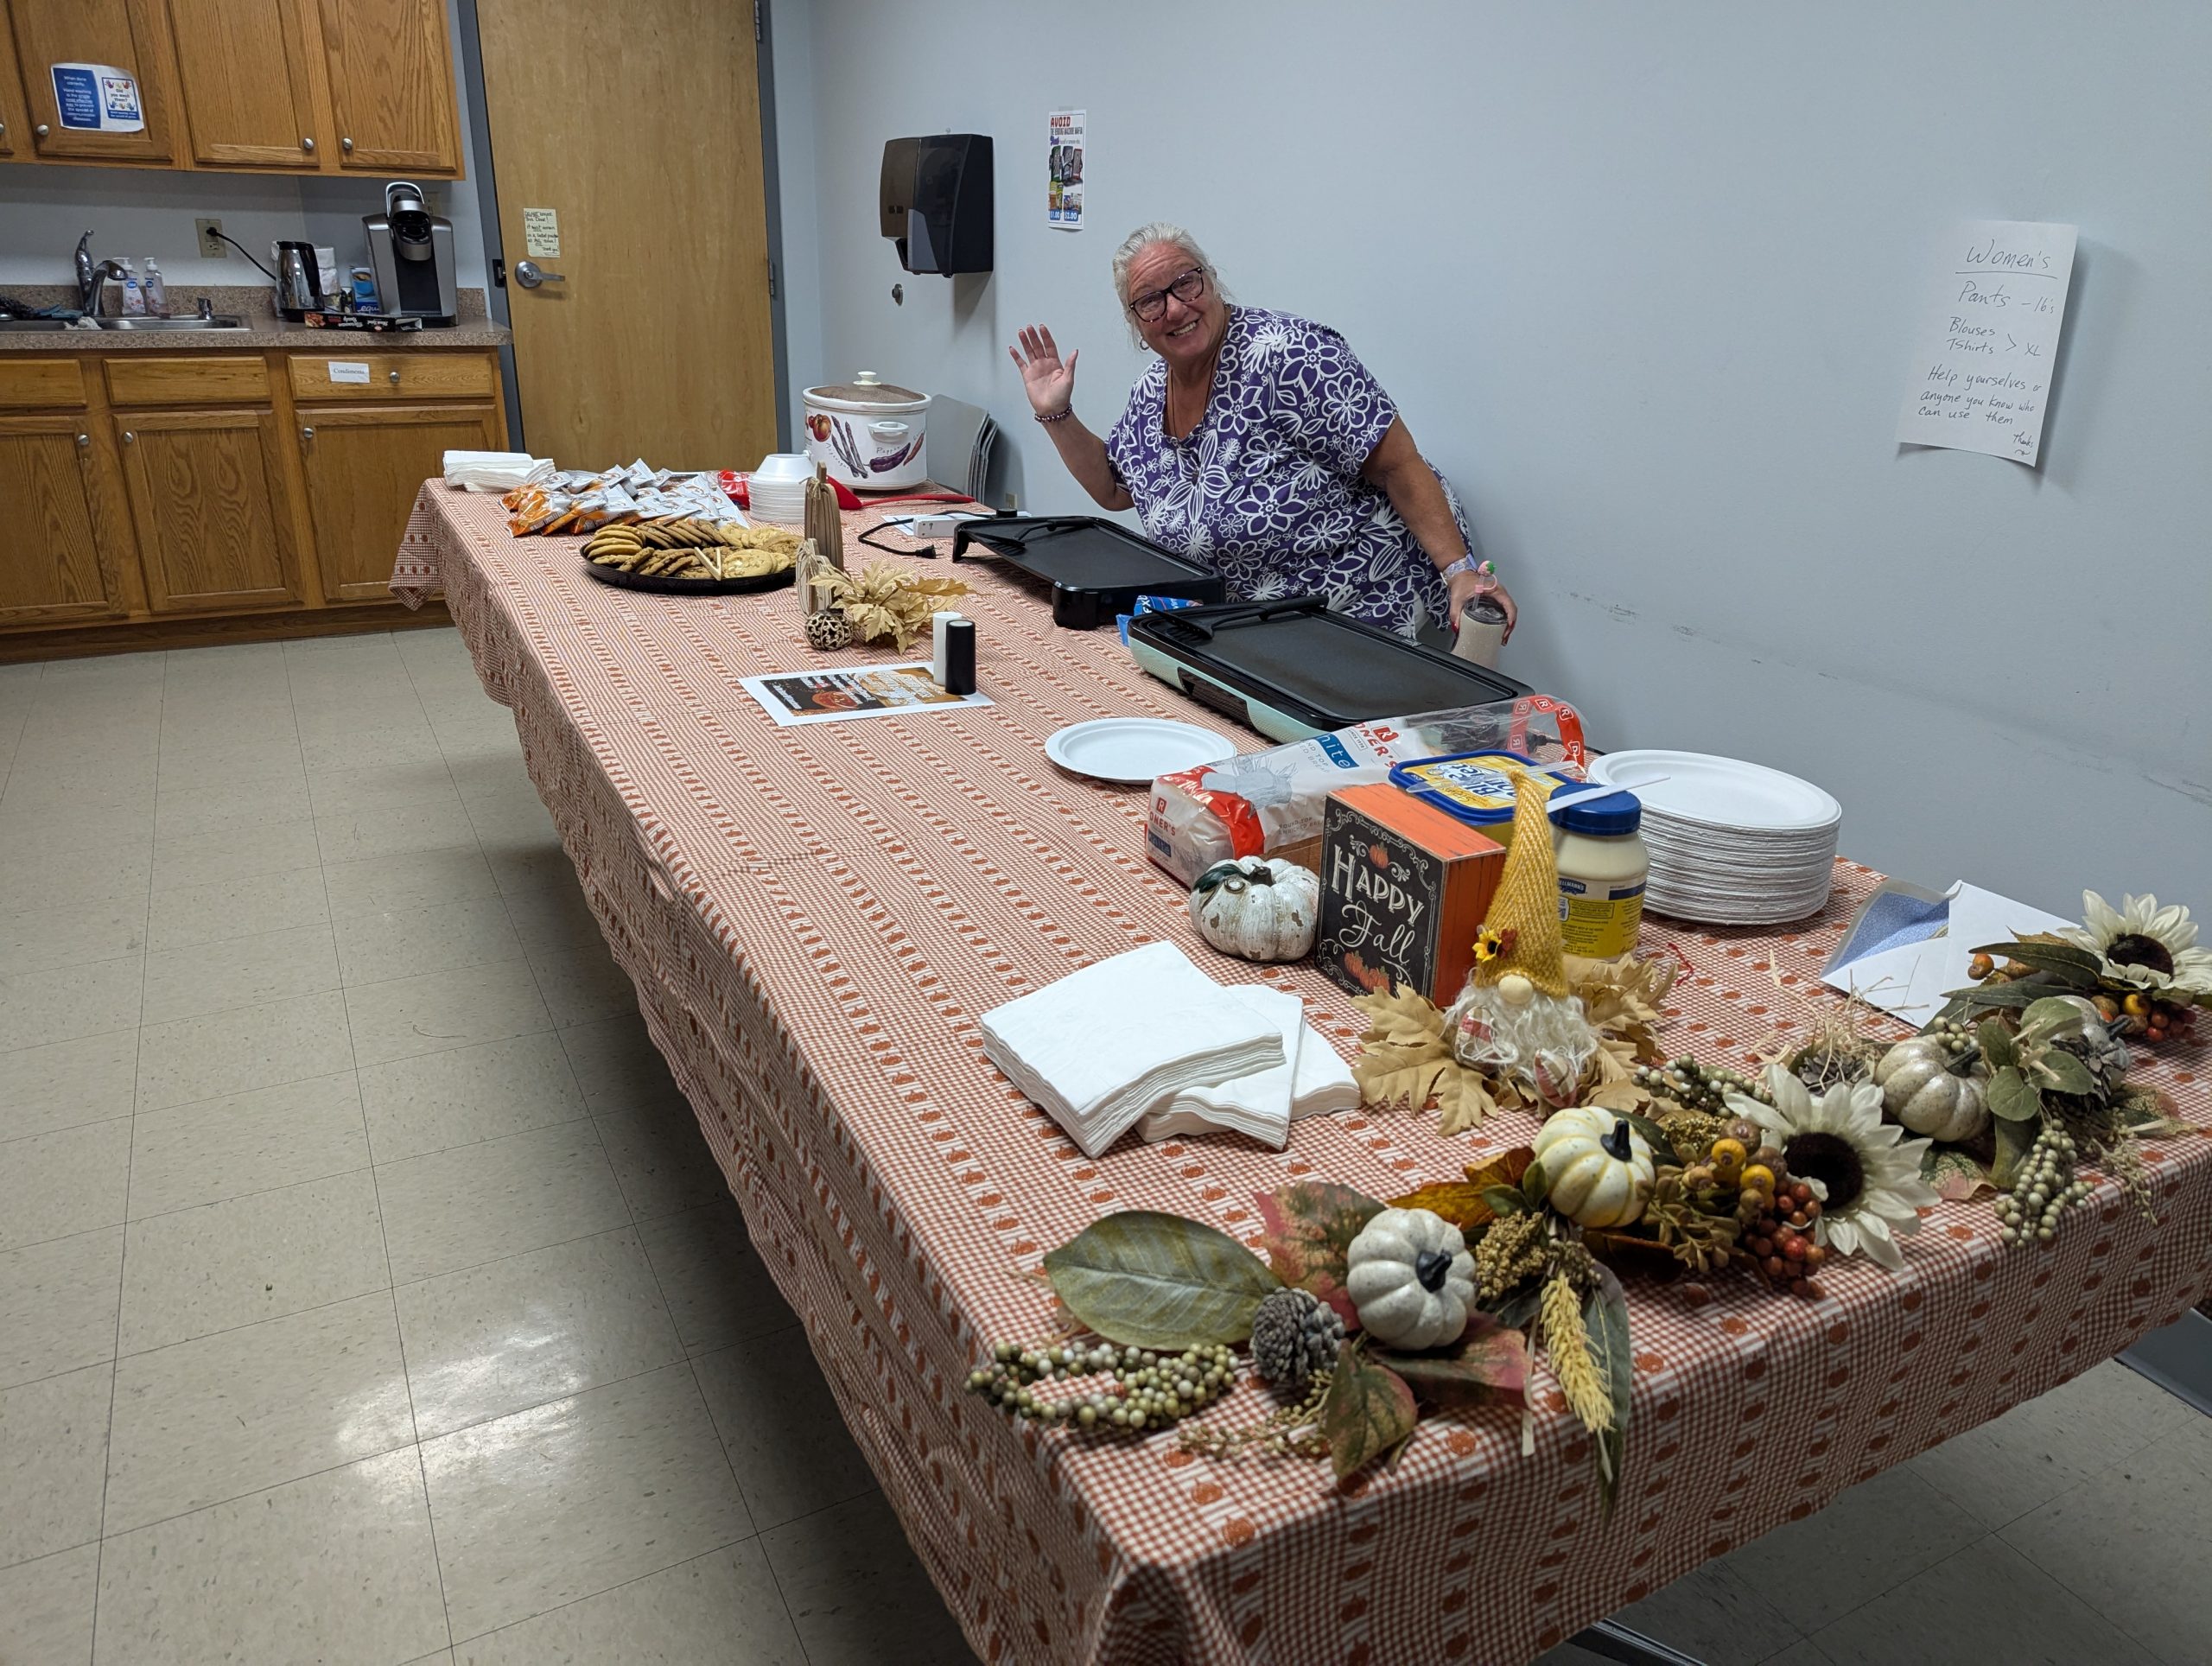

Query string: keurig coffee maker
362 181 457 322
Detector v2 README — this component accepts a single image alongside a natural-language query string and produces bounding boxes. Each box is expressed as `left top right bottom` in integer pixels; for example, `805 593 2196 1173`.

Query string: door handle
122 430 136 445
512 260 564 289
301 426 315 444
302 137 316 154
76 432 89 447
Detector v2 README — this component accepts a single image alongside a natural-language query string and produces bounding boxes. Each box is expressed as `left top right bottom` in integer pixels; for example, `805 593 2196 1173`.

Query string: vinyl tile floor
0 630 2202 1666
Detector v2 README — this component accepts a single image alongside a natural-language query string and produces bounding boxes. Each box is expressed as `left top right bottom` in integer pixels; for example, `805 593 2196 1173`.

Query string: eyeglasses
1128 267 1208 322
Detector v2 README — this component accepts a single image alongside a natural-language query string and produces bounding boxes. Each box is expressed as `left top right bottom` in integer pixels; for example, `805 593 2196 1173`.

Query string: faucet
74 230 126 318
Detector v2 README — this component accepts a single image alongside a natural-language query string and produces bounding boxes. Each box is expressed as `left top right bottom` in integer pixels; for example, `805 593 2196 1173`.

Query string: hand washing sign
51 63 145 132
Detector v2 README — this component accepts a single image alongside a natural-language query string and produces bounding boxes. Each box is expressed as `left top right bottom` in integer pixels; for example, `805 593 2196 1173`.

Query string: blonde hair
1110 221 1230 347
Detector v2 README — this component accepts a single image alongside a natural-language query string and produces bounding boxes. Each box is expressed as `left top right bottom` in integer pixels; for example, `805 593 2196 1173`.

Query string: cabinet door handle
122 430 136 444
302 137 316 153
388 370 401 385
76 432 89 448
35 124 50 138
340 137 354 155
301 426 315 443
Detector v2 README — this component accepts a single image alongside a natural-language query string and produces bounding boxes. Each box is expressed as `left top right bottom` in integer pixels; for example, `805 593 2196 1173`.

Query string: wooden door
0 417 131 626
477 0 776 468
11 0 178 163
163 0 325 169
115 409 301 612
296 403 499 601
0 13 27 158
316 0 457 175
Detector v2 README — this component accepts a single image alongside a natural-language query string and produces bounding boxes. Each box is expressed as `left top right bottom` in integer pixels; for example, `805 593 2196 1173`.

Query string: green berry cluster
1924 1015 1975 1053
965 1339 1237 1431
1636 1055 1768 1115
1996 1124 2091 1246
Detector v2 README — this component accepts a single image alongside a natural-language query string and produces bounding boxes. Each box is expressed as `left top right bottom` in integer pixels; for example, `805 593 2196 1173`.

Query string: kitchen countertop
0 284 509 351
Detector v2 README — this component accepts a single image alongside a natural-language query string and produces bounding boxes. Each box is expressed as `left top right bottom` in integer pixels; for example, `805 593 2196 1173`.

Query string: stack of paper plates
1586 749 1842 925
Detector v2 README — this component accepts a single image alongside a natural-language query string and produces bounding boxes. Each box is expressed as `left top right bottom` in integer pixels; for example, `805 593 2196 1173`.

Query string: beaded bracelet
1033 407 1075 424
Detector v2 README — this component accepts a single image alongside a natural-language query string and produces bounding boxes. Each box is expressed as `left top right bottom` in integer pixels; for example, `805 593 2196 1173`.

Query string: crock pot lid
808 374 925 404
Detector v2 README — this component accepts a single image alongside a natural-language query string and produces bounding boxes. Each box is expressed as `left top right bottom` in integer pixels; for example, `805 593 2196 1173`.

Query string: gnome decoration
1443 773 1599 1103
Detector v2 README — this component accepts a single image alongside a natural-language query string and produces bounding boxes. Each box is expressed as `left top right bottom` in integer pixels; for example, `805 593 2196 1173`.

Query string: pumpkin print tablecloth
392 486 2212 1665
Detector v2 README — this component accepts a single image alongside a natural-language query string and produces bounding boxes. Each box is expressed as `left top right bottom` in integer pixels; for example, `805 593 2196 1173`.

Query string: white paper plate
1590 750 1840 832
1045 719 1236 785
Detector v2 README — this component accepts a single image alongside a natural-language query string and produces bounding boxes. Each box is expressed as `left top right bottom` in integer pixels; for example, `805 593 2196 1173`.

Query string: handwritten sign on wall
1896 219 2076 467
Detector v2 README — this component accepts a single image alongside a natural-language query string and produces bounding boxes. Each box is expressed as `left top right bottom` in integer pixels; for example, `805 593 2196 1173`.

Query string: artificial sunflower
1724 1066 1937 1272
2058 891 2212 1002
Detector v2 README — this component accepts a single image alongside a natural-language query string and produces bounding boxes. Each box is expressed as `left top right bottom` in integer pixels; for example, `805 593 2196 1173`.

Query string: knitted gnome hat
1471 773 1569 998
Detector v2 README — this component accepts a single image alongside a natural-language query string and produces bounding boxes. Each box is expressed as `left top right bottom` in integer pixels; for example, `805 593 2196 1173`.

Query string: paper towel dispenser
880 135 993 277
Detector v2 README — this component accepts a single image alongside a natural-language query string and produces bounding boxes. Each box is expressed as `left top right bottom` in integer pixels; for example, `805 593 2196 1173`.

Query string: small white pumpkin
1344 1207 1476 1351
1873 1037 1989 1142
1187 858 1319 963
1533 1106 1656 1228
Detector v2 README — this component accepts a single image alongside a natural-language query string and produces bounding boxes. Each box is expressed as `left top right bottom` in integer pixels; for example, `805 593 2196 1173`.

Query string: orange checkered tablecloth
392 484 2212 1666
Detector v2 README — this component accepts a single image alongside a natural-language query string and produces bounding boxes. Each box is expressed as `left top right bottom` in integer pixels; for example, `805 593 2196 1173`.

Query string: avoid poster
51 63 144 132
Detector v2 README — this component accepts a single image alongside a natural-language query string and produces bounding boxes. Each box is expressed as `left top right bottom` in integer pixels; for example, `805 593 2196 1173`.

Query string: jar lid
1551 790 1642 836
807 377 926 404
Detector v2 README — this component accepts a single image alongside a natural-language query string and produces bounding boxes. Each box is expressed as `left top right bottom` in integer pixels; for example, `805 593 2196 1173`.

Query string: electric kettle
274 240 321 319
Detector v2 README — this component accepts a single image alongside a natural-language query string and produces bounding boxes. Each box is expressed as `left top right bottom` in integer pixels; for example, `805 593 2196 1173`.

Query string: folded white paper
980 942 1284 1158
1821 881 2074 1025
1140 986 1361 1148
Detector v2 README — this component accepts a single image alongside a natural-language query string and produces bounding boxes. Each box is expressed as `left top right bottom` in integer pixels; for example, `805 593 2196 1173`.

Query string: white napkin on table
981 942 1284 1158
442 450 554 492
1139 985 1362 1148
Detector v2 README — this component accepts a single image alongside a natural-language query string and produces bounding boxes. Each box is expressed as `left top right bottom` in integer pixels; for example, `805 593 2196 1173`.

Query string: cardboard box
1315 783 1506 1006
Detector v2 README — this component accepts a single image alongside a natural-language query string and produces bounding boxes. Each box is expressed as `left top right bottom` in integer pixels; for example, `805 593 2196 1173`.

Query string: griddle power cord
209 231 283 284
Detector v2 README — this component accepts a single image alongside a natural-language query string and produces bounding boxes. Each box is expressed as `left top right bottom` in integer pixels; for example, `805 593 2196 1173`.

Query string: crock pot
803 372 931 492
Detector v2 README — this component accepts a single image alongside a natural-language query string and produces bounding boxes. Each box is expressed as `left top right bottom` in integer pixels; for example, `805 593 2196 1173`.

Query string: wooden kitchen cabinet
315 0 458 175
0 11 27 157
163 0 327 169
296 402 498 601
10 0 179 163
113 408 303 613
0 416 132 625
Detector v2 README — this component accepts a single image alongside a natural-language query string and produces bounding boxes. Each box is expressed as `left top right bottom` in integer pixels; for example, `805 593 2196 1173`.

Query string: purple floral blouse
1103 306 1466 637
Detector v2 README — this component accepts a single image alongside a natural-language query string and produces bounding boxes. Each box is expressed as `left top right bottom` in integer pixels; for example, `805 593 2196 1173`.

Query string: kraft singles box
1315 783 1506 1007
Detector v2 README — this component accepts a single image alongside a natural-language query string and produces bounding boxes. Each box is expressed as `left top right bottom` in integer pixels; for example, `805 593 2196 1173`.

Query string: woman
1009 222 1516 641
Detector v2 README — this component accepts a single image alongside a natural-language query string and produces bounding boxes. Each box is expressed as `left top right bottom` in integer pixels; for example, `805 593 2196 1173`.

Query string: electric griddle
1126 595 1530 742
949 514 1225 629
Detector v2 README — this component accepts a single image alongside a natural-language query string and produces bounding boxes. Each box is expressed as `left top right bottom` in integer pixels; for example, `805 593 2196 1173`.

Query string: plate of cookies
580 518 804 595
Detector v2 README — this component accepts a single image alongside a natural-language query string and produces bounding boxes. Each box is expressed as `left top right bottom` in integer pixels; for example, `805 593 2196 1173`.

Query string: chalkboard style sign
1316 784 1505 1008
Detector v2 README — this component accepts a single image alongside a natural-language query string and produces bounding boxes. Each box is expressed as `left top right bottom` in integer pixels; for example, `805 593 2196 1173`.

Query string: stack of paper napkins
980 943 1357 1156
443 450 555 493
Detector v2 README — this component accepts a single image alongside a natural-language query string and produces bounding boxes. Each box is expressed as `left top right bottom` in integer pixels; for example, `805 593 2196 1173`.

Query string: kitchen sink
0 318 70 331
94 315 250 331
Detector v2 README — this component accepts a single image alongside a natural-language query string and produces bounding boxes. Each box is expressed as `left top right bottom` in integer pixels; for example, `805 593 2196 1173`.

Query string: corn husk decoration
1443 773 1599 1103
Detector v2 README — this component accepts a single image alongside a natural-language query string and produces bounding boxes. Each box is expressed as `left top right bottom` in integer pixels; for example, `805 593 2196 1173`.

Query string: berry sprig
1996 1124 2092 1247
966 1339 1238 1431
1635 1056 1770 1116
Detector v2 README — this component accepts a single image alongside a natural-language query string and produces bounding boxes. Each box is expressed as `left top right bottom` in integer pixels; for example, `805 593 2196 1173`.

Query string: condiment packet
506 489 574 535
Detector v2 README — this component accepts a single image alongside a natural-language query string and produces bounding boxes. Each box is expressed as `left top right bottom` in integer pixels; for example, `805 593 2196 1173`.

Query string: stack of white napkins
1137 985 1361 1147
981 942 1285 1158
442 450 555 492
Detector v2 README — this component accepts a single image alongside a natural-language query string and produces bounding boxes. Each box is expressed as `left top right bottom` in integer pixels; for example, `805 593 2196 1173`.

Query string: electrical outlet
196 219 226 259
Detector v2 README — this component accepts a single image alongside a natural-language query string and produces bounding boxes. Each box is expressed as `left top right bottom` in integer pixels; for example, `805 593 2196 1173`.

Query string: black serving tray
1125 595 1529 741
949 513 1224 629
582 558 796 596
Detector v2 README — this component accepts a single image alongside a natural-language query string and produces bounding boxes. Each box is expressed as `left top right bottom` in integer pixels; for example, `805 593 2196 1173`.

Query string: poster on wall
50 63 144 132
1047 110 1085 230
1895 219 2077 467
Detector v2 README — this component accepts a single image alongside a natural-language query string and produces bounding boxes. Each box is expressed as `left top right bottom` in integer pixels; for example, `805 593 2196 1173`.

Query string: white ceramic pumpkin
1873 1038 1990 1142
1533 1107 1656 1228
1344 1207 1476 1350
1187 858 1319 963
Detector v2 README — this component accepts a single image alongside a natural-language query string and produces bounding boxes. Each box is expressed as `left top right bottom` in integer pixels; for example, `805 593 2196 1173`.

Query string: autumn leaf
1582 1227 1683 1281
1466 1148 1536 1192
1352 983 1448 1050
1386 1181 1495 1231
1321 1347 1419 1481
1921 1147 1995 1204
1252 1183 1385 1326
1433 1067 1499 1137
1376 1311 1529 1409
1353 1040 1456 1114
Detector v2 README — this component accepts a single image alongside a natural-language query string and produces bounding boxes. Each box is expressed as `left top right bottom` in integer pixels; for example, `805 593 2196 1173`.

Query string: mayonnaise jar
1551 790 1648 958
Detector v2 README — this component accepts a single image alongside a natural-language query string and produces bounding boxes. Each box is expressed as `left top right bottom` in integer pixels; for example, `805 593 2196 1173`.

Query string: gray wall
0 0 486 292
779 0 2212 917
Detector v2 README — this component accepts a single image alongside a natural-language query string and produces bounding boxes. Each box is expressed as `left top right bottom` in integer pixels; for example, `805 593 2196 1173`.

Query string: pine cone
1249 1288 1344 1387
1473 1211 1550 1302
